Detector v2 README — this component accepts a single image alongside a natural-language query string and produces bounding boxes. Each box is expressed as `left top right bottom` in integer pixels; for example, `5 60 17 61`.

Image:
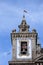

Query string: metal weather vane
23 10 29 14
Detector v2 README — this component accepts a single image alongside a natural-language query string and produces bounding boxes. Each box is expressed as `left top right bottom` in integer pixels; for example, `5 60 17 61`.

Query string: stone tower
9 15 43 65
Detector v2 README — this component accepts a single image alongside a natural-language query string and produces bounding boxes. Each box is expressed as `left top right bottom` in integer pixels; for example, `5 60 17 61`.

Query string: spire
23 15 25 19
18 15 30 32
21 15 26 25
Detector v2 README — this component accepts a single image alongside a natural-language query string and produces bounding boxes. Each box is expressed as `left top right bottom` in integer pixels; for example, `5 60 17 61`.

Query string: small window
21 42 27 55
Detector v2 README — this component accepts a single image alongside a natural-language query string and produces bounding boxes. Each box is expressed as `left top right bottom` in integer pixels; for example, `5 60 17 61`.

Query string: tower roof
18 15 30 29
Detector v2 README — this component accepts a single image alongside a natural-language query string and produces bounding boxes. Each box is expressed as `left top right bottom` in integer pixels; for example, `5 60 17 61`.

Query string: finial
32 29 36 33
22 14 25 20
23 15 25 18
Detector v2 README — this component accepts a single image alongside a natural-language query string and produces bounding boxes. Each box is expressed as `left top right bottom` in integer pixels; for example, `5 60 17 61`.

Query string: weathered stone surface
9 15 43 65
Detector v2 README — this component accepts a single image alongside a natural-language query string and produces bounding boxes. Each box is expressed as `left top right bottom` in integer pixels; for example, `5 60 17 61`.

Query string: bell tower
9 15 39 65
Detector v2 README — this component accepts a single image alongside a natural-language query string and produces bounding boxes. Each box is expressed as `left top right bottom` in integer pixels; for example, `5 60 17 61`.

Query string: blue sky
0 0 43 65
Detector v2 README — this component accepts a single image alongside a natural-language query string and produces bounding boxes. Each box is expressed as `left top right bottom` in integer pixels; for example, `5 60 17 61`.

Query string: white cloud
0 50 11 57
0 50 12 65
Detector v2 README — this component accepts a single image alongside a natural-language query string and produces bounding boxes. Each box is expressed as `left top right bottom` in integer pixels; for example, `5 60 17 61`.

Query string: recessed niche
21 42 27 55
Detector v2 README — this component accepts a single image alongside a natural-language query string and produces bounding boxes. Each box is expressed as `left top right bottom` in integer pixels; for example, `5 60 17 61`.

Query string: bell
23 49 25 52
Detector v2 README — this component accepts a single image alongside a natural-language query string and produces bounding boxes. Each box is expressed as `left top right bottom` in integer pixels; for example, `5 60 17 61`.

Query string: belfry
9 15 43 65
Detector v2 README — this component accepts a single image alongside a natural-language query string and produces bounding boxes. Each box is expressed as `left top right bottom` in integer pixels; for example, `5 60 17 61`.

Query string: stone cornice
11 33 38 38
